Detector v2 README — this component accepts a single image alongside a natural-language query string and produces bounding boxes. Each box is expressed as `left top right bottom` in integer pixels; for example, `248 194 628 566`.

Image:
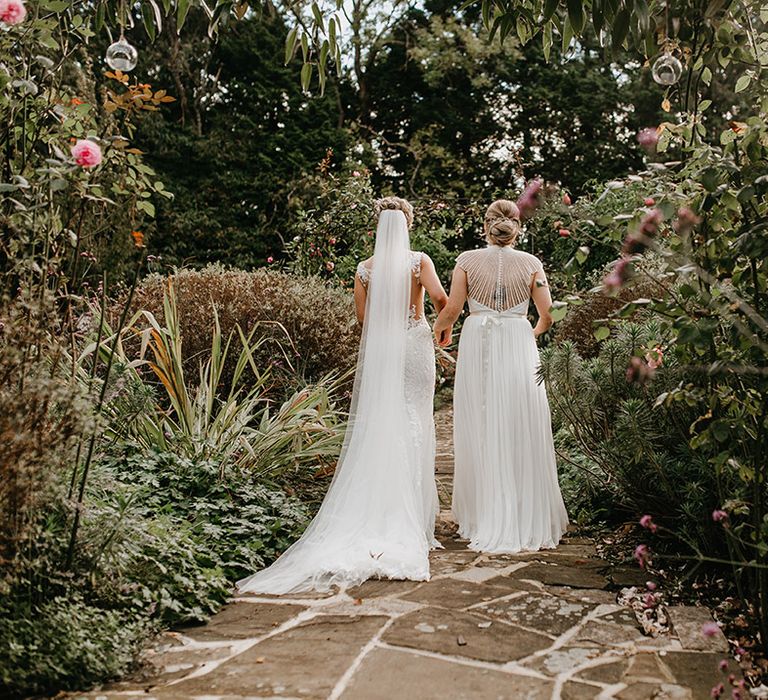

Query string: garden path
73 408 739 700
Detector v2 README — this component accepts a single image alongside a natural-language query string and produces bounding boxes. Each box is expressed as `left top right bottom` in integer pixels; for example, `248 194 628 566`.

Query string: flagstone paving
71 408 740 700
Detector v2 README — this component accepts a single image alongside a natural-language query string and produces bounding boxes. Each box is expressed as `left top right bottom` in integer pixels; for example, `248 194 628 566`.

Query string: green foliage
132 12 347 269
0 594 150 697
285 166 474 288
541 322 726 544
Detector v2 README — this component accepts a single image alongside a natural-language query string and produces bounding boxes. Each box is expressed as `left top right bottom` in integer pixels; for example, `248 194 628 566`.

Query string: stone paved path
74 409 740 700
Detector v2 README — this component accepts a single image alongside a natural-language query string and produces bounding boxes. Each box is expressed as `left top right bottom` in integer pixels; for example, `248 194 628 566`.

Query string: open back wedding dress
237 210 438 594
452 244 569 553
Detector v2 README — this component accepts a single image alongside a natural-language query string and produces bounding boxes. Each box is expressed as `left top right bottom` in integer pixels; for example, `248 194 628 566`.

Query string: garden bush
0 594 150 697
541 320 733 553
121 266 360 398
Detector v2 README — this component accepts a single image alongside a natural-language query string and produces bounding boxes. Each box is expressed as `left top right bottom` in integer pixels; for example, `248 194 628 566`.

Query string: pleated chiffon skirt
452 307 569 553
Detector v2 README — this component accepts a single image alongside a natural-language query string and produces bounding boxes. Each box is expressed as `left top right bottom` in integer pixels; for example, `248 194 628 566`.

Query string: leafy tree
132 10 347 268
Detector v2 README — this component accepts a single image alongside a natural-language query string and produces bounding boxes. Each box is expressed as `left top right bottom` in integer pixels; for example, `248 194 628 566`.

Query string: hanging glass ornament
105 36 138 72
651 52 683 85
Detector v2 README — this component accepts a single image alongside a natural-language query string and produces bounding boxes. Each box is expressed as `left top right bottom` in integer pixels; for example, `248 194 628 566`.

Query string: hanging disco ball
651 52 683 86
105 37 138 72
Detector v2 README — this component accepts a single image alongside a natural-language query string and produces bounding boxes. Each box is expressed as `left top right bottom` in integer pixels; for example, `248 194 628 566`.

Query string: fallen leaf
353 598 363 605
457 635 467 646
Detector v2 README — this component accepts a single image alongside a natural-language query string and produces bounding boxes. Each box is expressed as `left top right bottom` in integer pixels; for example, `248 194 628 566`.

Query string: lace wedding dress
237 211 438 594
452 244 569 553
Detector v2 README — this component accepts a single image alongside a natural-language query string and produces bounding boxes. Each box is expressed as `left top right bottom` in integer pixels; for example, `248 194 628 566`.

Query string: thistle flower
517 178 543 220
634 543 651 569
71 139 102 168
603 257 631 291
639 514 658 533
674 206 702 234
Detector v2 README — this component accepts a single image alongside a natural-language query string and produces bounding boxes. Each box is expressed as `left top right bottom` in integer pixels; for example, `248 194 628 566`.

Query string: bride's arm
433 266 468 347
419 254 448 313
530 269 554 338
354 274 367 324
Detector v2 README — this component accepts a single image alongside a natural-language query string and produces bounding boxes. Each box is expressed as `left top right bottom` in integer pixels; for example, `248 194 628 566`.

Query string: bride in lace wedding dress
433 199 569 554
237 197 447 594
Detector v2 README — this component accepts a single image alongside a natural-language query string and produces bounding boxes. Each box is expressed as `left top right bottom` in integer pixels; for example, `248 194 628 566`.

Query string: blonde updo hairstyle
374 196 414 228
484 199 521 246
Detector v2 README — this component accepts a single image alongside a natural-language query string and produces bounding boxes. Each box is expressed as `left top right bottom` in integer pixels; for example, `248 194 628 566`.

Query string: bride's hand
434 322 452 347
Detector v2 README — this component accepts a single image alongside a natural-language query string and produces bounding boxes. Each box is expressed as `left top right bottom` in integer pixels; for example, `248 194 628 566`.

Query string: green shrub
542 321 731 552
0 595 150 697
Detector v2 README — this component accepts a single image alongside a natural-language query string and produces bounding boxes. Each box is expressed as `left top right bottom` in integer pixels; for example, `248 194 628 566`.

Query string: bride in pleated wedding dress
237 197 447 594
433 199 569 554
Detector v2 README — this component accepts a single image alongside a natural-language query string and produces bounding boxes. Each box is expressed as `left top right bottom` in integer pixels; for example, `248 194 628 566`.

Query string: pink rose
0 0 27 24
71 139 102 168
637 127 659 151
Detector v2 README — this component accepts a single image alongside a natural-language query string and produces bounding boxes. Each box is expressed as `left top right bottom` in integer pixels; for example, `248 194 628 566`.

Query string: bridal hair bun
374 196 414 228
484 199 521 246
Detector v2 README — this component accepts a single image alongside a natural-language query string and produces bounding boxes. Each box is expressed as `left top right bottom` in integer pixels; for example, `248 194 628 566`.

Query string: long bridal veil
237 210 431 594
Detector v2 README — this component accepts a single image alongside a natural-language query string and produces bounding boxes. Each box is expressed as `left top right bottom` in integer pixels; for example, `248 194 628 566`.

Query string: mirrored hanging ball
651 52 683 85
105 37 138 72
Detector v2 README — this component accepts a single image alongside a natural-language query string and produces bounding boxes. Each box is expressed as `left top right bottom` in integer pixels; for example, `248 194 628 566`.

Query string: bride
433 199 569 553
238 196 447 594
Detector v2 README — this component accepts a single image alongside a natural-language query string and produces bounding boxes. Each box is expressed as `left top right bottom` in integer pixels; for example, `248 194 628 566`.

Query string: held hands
433 320 453 348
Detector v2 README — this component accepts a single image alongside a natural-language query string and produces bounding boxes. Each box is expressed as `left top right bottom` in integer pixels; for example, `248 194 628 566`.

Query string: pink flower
718 659 729 672
644 197 655 206
712 509 729 524
517 178 543 219
603 257 631 291
352 170 361 177
70 139 102 168
732 689 743 700
702 621 720 638
637 127 659 151
558 228 570 238
562 192 572 205
329 237 336 245
634 544 651 569
0 0 27 24
646 581 657 590
674 206 702 233
267 255 274 263
642 592 656 608
711 683 724 698
639 514 658 533
645 346 663 370
627 356 655 383
325 261 335 272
